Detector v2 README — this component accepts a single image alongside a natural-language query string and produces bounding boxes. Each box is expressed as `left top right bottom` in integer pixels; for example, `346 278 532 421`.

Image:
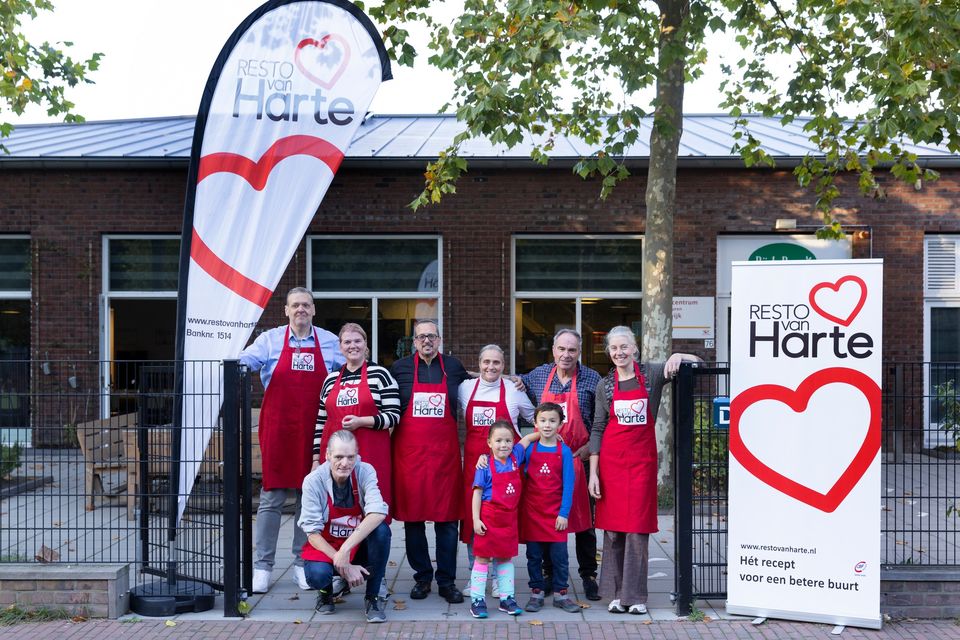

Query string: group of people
240 287 700 623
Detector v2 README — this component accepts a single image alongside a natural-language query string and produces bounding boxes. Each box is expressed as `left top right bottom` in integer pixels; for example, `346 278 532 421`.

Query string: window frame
307 234 443 363
0 234 32 299
102 234 180 299
510 234 644 374
923 235 960 447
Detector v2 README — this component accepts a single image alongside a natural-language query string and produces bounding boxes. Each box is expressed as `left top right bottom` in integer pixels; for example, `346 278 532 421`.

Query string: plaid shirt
521 362 602 425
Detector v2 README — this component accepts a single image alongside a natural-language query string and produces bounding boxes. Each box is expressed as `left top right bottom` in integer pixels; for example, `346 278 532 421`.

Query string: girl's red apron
259 327 328 491
391 355 462 522
461 378 513 543
319 362 392 521
539 366 592 533
519 442 566 543
302 471 362 562
472 453 522 559
594 364 658 534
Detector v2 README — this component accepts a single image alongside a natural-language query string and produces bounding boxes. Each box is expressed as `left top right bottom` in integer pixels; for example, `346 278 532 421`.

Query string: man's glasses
414 333 439 341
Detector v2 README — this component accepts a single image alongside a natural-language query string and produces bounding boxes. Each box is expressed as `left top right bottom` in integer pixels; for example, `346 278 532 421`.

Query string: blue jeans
404 520 458 587
303 521 392 599
526 541 570 592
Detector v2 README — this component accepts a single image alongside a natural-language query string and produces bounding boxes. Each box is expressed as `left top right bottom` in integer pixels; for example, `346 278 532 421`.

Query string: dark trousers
404 520 458 587
544 460 598 580
304 521 391 599
526 541 570 592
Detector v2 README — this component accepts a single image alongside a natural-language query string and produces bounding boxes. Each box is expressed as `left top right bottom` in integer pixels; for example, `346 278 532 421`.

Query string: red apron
472 453 522 559
258 327 328 491
539 366 592 533
302 471 362 562
319 361 392 522
391 355 462 522
519 442 566 543
594 364 658 534
461 378 513 543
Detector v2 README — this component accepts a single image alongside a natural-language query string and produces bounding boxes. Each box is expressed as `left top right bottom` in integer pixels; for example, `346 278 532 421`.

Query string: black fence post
240 365 253 597
222 360 241 617
674 362 695 616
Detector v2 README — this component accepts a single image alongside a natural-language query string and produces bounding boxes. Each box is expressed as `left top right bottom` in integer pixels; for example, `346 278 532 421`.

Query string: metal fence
674 362 960 614
0 359 252 617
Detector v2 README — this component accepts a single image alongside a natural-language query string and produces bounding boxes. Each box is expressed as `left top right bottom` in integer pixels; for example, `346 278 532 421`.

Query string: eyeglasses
414 333 439 342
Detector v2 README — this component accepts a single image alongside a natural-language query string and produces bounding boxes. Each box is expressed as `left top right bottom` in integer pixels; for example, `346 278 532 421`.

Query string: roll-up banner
727 259 883 629
173 0 391 523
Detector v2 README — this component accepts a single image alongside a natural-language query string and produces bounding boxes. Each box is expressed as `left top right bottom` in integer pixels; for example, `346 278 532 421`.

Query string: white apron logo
292 352 315 371
329 513 360 538
614 399 648 426
336 385 359 407
505 482 516 495
472 406 496 428
539 462 551 475
412 392 445 418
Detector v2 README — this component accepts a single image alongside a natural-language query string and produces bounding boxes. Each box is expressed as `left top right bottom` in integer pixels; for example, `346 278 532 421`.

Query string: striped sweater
313 362 401 456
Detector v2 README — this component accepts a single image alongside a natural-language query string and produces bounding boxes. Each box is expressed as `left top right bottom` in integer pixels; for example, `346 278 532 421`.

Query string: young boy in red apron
468 420 540 618
518 402 580 613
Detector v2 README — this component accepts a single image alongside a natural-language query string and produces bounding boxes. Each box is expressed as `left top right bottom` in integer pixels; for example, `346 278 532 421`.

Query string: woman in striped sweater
313 323 401 514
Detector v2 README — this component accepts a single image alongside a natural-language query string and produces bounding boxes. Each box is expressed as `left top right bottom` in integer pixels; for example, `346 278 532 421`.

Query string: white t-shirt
457 377 535 434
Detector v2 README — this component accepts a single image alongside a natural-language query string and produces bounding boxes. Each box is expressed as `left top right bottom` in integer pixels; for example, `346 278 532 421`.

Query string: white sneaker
608 598 626 613
462 580 473 598
292 565 311 590
252 568 271 594
628 603 648 615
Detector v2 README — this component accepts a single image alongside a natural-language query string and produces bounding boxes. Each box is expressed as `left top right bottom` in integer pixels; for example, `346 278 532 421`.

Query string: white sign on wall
673 296 714 339
727 259 883 629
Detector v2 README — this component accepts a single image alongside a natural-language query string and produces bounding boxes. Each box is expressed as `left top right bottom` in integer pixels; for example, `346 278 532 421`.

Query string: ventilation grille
927 237 958 292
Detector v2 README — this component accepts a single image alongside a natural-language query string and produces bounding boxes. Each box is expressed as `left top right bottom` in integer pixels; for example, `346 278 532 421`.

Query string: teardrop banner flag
173 0 391 523
727 259 883 629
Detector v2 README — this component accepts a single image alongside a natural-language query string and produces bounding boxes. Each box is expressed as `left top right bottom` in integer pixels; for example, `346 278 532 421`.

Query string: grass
0 604 81 626
687 606 706 622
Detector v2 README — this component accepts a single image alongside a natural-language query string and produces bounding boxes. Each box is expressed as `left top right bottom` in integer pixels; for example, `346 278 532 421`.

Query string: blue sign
713 396 730 429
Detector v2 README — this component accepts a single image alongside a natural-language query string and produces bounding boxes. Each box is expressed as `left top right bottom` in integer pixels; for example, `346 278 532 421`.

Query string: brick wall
1 163 957 368
882 570 960 618
0 564 129 618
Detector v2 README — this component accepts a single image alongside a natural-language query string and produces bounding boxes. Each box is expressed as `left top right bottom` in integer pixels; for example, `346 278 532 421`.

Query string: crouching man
299 430 391 623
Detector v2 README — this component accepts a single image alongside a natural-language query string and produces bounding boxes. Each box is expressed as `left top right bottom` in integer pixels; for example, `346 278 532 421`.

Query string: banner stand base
726 604 881 630
130 579 216 617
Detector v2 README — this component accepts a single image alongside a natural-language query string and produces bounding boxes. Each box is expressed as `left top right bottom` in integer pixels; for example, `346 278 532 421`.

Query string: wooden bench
76 413 137 519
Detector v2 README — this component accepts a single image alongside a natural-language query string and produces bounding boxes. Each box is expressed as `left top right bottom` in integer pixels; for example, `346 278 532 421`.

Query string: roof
0 113 956 169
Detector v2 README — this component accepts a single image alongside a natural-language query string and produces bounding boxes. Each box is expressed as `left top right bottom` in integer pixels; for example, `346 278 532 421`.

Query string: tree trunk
644 0 688 497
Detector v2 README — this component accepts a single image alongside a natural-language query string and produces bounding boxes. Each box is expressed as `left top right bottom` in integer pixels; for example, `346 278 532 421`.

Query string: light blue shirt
239 325 344 389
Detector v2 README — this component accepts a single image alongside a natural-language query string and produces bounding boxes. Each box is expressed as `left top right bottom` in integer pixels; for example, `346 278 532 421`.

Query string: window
924 235 960 447
0 236 30 446
107 237 179 292
309 236 441 367
512 235 643 375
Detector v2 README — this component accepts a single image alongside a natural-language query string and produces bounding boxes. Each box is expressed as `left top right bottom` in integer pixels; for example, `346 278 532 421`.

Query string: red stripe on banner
190 229 273 309
197 135 344 190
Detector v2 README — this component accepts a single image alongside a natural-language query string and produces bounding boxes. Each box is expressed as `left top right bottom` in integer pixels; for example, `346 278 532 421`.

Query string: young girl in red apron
518 402 581 613
468 420 540 618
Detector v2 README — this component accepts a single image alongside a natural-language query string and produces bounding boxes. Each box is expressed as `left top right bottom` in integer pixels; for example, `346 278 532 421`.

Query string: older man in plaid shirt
520 328 602 601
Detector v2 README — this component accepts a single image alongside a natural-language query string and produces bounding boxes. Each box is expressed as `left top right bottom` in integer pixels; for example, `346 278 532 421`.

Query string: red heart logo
346 388 357 398
429 394 443 407
730 367 880 513
809 275 867 327
630 400 645 415
483 408 495 419
295 35 351 89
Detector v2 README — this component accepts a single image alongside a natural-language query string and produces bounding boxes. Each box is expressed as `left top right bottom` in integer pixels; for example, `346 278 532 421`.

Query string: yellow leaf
661 25 675 34
165 620 176 627
4 70 15 79
293 619 302 624
19 78 32 91
529 619 544 626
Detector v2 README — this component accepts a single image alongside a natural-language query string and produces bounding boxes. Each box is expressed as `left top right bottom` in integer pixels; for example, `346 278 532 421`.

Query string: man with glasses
521 328 603 601
390 320 469 604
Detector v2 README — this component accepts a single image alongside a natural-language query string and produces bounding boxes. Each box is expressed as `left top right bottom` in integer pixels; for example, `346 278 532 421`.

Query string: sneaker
524 591 544 612
554 592 581 613
608 599 626 613
332 575 350 598
315 589 335 615
470 598 488 618
498 596 522 615
628 603 648 615
365 596 386 623
252 568 271 594
292 565 310 590
462 580 473 598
